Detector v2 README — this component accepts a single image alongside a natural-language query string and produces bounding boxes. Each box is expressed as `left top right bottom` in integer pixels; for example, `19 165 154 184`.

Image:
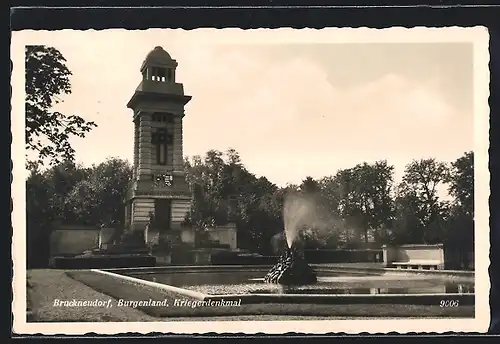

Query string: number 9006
440 300 459 307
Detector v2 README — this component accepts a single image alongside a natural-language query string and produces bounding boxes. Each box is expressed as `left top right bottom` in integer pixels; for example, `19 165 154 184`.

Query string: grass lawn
27 270 157 322
67 270 474 319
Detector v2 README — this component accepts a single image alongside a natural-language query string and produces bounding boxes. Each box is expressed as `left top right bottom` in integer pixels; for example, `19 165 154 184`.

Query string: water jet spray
264 192 319 285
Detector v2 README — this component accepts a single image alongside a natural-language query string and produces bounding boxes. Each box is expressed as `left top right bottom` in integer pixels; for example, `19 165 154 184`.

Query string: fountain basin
92 265 474 306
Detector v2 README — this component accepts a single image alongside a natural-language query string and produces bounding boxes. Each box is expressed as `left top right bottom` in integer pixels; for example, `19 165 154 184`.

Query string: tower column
173 116 184 172
133 118 139 179
138 112 152 180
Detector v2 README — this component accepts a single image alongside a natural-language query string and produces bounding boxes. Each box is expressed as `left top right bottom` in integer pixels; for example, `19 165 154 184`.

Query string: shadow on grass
66 271 474 319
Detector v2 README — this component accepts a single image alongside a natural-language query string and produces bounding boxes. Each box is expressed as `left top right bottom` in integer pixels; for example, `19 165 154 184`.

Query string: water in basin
123 270 474 296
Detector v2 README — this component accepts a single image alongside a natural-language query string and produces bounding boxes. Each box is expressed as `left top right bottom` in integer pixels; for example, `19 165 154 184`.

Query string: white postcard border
11 27 491 334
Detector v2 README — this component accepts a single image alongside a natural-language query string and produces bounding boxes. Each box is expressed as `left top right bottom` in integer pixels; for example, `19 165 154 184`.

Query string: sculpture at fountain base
264 243 317 285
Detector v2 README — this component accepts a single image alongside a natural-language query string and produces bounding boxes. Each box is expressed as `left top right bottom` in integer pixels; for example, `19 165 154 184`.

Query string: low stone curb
91 269 208 300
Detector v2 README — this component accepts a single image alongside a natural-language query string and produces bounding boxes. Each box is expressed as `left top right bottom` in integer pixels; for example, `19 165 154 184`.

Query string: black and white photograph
11 27 490 334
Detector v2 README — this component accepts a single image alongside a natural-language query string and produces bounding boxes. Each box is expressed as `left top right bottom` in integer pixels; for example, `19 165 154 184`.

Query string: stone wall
207 223 237 249
180 227 196 244
382 245 398 266
50 226 100 256
382 244 445 269
98 227 117 249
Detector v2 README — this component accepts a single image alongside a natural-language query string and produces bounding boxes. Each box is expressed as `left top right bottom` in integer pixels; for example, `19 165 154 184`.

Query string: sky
20 30 475 189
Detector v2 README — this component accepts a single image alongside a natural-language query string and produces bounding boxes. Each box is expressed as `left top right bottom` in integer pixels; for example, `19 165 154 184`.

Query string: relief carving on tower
153 173 173 188
151 127 173 166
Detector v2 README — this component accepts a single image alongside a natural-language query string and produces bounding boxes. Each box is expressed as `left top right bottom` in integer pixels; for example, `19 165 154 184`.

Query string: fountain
264 236 317 285
264 193 318 285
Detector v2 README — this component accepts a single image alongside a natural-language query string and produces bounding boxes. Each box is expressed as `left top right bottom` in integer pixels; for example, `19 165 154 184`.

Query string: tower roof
140 46 176 71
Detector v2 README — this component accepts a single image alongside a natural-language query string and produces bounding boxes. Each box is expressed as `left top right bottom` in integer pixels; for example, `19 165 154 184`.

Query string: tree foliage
65 158 133 227
393 158 450 244
447 151 474 216
26 158 132 267
184 149 283 253
444 152 474 268
25 45 97 165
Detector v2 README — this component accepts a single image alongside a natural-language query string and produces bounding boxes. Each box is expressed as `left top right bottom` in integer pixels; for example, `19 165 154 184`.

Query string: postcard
11 27 490 334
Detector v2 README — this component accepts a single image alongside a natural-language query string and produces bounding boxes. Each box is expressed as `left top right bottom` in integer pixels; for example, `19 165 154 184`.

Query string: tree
291 177 342 248
65 158 133 227
447 151 474 217
184 149 284 253
324 168 362 246
391 188 427 244
184 150 228 228
300 176 321 194
396 158 450 244
26 163 53 268
26 160 88 267
25 45 97 166
27 160 88 223
328 162 395 246
445 151 474 268
26 158 131 267
351 161 395 243
243 176 283 253
318 176 341 217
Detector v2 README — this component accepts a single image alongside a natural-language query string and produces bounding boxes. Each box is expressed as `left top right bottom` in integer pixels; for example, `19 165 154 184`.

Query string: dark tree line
26 150 474 268
183 150 473 256
26 159 133 267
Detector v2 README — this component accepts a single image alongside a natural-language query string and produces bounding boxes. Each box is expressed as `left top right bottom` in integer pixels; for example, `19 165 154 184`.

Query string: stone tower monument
125 46 192 236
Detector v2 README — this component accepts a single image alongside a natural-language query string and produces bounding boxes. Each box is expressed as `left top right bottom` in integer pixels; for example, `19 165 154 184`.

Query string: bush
49 255 156 269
